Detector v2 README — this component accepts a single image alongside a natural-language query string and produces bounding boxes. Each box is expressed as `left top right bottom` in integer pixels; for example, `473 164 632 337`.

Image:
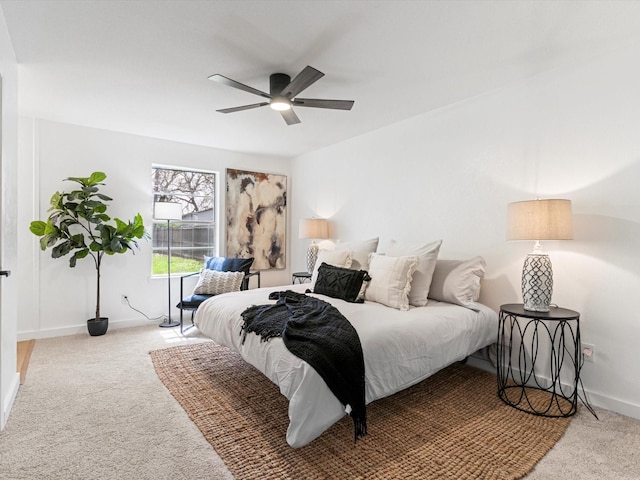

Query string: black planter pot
87 317 109 336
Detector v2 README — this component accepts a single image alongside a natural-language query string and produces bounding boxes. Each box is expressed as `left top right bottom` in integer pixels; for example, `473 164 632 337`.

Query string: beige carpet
1 324 639 480
0 326 234 480
151 342 571 480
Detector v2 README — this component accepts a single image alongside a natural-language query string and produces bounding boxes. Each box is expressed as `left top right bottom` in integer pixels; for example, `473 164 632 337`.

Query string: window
151 166 217 275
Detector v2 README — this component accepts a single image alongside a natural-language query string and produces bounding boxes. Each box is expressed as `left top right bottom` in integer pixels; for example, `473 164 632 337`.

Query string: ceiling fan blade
281 66 324 98
293 98 355 110
208 74 271 99
217 102 269 114
280 108 301 125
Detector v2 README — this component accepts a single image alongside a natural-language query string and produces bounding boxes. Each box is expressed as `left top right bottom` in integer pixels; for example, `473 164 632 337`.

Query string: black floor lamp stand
155 202 182 328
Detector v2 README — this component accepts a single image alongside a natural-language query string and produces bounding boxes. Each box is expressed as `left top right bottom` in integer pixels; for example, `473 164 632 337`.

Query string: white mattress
194 283 498 447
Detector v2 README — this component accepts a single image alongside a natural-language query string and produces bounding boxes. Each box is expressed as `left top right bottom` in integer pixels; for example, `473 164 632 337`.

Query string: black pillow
313 263 371 303
204 256 254 275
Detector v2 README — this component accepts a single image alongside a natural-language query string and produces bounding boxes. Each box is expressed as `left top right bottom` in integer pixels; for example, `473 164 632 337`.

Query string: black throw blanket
240 290 367 442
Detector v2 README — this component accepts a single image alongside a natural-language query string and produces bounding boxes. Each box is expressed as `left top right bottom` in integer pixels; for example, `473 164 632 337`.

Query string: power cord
122 295 165 322
563 342 599 419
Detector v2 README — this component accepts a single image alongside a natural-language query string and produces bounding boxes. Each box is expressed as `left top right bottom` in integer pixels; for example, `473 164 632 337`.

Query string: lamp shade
507 199 573 241
298 218 329 240
154 202 182 221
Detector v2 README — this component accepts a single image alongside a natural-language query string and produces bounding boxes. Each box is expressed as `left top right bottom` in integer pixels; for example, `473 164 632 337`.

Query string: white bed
194 283 498 448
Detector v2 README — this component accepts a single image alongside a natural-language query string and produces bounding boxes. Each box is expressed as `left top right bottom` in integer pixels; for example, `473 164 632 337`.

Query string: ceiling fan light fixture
270 96 291 111
210 66 354 125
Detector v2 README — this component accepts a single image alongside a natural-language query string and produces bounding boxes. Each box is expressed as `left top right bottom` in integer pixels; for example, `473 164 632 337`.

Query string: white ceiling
2 0 640 158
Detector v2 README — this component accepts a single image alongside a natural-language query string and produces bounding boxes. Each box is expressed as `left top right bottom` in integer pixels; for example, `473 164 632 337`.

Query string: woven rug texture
150 342 571 480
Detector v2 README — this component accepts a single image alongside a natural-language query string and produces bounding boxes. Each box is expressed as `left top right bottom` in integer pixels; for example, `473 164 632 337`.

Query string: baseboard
17 317 157 341
1 372 20 430
466 353 495 373
466 351 640 421
580 387 640 420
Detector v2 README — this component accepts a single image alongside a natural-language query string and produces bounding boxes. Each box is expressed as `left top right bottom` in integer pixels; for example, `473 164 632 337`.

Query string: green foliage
29 172 149 321
152 254 203 275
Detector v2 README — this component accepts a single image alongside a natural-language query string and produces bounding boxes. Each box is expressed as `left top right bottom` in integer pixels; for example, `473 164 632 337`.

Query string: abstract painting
225 168 287 270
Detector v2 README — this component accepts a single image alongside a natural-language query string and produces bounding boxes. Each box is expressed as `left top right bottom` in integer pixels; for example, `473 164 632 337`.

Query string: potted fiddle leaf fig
30 171 147 336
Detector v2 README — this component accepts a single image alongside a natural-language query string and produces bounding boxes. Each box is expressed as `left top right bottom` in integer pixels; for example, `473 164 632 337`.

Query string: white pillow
310 249 353 287
364 253 418 311
386 239 442 307
193 270 245 295
427 257 486 309
334 237 379 270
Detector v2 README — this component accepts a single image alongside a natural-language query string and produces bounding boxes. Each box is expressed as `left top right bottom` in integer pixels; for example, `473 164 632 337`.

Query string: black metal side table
497 303 595 418
292 271 312 284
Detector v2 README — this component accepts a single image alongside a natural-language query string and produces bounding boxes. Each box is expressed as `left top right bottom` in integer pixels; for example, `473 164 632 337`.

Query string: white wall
291 45 640 419
0 7 20 428
17 119 292 339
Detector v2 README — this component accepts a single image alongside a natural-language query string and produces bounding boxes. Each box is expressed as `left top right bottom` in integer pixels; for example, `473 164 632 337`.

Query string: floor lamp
154 202 183 328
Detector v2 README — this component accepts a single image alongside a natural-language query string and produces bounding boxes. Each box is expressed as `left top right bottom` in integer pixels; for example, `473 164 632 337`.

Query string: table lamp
507 199 573 312
299 218 329 273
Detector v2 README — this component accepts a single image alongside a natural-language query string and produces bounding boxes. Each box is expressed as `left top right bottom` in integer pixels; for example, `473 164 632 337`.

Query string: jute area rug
150 342 571 480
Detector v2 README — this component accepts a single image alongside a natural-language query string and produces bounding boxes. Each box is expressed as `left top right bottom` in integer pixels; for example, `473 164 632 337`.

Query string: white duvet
194 283 498 447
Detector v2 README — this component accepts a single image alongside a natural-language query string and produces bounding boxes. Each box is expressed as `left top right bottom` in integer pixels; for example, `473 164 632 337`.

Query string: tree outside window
151 167 217 275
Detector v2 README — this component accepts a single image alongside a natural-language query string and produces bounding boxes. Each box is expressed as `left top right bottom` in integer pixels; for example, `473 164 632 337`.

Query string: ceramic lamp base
522 253 553 312
306 243 319 274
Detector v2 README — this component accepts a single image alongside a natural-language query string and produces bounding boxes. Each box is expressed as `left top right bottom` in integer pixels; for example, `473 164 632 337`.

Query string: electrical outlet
582 342 595 363
121 294 128 305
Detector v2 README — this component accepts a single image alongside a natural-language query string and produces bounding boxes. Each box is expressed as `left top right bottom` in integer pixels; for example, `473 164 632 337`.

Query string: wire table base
497 304 597 418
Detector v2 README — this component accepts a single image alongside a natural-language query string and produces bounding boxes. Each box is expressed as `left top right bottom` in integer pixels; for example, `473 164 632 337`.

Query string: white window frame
151 165 219 277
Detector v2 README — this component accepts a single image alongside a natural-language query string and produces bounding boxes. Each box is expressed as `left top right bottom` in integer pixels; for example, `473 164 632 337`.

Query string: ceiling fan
208 65 354 125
